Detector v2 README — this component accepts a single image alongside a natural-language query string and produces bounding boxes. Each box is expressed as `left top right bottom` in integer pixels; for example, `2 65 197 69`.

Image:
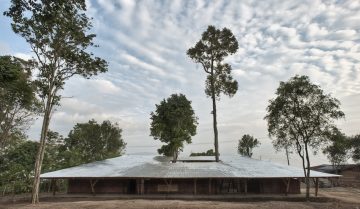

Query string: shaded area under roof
41 155 340 179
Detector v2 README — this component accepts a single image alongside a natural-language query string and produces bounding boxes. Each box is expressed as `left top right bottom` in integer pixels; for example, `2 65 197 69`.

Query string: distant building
311 164 360 187
41 155 338 196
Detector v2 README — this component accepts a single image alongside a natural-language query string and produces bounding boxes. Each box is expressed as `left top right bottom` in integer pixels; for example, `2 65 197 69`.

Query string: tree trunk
209 62 219 162
31 96 52 204
297 143 308 199
304 143 311 200
212 94 219 162
286 146 290 165
172 149 178 163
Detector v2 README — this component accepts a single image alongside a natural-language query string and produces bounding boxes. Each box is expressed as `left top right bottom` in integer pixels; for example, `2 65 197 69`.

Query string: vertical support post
237 179 240 193
194 179 197 195
244 179 247 195
285 178 290 196
208 178 212 194
136 179 140 195
141 179 144 195
315 178 319 197
51 179 56 196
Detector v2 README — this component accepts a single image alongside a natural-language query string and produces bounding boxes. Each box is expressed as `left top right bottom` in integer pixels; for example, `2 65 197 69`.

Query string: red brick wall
67 178 300 195
68 179 130 194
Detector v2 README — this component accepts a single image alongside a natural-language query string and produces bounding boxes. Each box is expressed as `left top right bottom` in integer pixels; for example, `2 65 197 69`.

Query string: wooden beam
315 179 318 195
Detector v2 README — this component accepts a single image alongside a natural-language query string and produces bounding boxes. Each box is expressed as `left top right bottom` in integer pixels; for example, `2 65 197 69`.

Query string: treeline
0 55 125 195
0 119 126 195
190 149 216 156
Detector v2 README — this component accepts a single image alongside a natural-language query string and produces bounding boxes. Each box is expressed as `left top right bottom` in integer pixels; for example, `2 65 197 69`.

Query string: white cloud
3 0 358 167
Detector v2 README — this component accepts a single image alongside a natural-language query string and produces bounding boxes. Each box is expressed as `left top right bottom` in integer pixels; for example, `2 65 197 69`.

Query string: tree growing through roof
150 94 198 162
187 25 238 162
0 56 40 151
60 119 126 168
4 0 108 203
237 134 260 158
264 75 344 199
322 127 351 174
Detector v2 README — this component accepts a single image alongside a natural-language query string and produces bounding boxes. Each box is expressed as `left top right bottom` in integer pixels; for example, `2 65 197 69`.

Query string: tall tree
150 94 198 162
0 56 39 150
4 0 108 203
322 128 350 174
237 134 260 158
264 75 344 199
61 120 126 168
187 25 238 162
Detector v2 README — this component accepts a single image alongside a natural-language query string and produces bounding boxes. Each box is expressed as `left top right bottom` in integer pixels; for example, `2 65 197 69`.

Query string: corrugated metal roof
40 155 340 179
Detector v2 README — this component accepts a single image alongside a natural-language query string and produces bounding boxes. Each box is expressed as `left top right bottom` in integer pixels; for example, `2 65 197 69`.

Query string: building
41 155 339 196
311 164 360 187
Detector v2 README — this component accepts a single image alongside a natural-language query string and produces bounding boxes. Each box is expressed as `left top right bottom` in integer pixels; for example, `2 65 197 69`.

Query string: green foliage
0 131 66 195
187 25 238 99
237 134 260 158
187 25 238 161
4 0 108 202
4 1 108 101
0 140 37 194
0 56 39 149
265 75 344 152
350 135 360 162
190 149 215 156
43 130 66 172
264 75 344 198
150 94 198 162
61 119 126 167
322 128 351 172
0 121 125 195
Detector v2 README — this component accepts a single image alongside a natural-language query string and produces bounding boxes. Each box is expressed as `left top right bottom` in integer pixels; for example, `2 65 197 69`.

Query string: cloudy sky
0 0 359 167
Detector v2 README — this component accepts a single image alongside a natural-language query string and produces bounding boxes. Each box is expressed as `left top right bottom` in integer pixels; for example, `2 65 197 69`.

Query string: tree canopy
237 134 260 158
322 128 350 173
187 25 238 162
0 140 37 194
150 94 198 162
4 0 108 203
0 132 63 195
264 75 344 199
61 119 126 167
0 56 39 150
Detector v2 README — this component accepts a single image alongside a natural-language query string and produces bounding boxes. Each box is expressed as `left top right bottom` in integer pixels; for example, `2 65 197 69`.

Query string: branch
199 60 210 74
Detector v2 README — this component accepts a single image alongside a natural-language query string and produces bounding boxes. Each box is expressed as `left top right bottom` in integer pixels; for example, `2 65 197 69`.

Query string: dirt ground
317 187 360 204
1 199 359 209
1 187 359 209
